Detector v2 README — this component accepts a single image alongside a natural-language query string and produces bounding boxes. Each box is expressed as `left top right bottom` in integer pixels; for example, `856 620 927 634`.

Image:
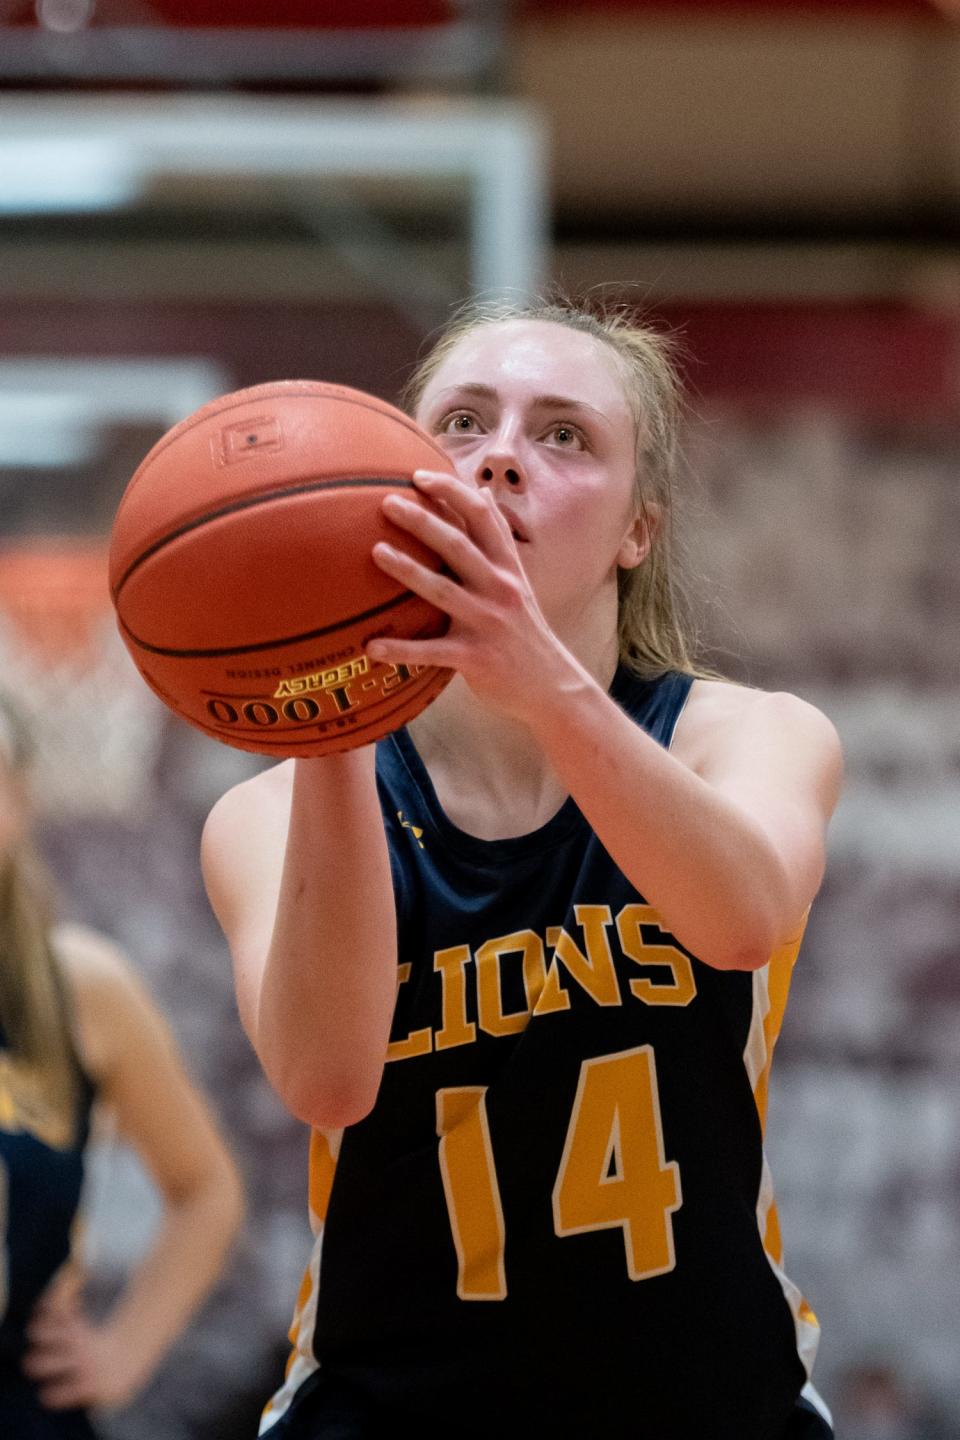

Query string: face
416 319 650 629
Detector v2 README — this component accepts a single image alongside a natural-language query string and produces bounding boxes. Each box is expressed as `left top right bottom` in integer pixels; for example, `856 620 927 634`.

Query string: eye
544 422 585 450
438 411 481 436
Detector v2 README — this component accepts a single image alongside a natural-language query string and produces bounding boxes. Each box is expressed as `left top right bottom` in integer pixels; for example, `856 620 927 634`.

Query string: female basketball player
0 695 244 1438
202 299 843 1440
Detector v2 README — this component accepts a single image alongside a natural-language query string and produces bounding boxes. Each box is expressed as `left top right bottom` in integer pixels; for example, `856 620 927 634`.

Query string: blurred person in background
0 692 244 1439
204 298 843 1440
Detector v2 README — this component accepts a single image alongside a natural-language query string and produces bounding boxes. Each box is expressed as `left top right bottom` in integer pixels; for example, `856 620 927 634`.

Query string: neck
407 601 620 812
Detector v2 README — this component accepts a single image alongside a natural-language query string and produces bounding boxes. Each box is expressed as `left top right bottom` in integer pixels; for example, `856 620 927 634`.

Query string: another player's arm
24 925 243 1411
201 749 398 1129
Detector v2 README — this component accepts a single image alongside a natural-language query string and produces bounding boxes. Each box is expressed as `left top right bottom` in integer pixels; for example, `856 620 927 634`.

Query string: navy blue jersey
0 1020 96 1438
264 668 824 1440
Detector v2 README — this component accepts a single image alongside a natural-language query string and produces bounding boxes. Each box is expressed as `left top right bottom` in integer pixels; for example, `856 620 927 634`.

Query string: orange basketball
108 380 455 757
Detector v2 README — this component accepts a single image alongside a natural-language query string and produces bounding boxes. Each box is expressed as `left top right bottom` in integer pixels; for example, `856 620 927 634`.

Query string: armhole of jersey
377 738 414 932
663 673 696 752
388 841 411 930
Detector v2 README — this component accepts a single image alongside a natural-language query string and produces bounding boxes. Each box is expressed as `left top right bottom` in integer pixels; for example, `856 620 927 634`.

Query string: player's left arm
23 925 244 1411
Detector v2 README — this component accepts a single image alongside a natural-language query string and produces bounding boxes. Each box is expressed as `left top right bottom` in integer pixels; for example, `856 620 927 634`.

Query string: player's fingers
38 1376 90 1411
23 1322 72 1354
366 634 460 672
381 495 494 591
39 1263 83 1312
32 1295 76 1326
411 470 516 555
22 1343 76 1380
371 542 482 622
24 1316 67 1346
405 476 469 533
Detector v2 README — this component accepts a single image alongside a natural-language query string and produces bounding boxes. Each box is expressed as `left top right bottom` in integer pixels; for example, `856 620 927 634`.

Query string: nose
475 436 525 490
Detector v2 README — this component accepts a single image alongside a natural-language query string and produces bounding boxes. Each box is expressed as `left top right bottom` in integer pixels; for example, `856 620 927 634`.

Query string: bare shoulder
201 761 291 896
203 758 293 837
200 759 294 945
674 677 842 788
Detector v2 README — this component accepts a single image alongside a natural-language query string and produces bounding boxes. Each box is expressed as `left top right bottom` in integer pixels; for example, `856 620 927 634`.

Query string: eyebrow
432 382 611 425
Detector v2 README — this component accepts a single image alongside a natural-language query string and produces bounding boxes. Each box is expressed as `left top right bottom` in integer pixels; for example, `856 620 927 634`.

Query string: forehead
420 319 632 423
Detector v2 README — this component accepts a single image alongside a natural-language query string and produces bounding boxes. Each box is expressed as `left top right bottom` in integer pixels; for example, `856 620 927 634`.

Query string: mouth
497 504 529 543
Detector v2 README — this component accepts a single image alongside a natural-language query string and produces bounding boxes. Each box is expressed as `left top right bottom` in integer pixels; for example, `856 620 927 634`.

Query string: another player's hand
23 1274 138 1411
368 469 567 723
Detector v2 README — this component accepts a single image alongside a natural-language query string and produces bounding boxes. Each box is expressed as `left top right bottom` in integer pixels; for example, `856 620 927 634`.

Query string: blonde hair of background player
402 296 700 679
0 703 77 1139
0 695 244 1414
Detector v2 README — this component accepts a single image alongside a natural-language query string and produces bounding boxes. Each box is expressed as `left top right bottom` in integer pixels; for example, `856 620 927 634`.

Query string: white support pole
0 95 550 301
471 109 550 300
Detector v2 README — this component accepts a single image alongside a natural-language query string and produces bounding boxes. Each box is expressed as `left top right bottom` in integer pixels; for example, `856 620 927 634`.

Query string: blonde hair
402 296 705 677
0 696 78 1142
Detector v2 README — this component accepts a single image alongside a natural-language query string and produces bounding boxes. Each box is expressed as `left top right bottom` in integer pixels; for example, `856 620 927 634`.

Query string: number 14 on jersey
436 1045 682 1301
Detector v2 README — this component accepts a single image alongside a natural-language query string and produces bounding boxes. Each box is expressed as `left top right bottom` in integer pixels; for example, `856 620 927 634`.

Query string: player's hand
367 468 567 723
23 1277 137 1411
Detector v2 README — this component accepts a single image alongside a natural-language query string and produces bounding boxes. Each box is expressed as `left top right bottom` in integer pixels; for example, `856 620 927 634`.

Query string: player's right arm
201 748 398 1130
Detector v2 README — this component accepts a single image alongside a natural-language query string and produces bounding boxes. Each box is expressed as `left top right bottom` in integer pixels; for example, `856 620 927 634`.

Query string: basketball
108 380 455 757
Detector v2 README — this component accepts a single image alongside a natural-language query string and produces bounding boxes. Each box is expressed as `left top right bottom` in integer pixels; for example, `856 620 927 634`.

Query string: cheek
436 439 481 485
551 472 636 537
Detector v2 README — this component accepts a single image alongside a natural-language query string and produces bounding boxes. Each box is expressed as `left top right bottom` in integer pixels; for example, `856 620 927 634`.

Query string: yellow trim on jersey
751 935 798 1133
259 1129 342 1436
743 921 822 1380
308 1128 339 1227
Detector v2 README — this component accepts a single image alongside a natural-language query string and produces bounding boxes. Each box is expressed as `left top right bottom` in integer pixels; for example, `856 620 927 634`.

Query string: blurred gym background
1 2 959 1436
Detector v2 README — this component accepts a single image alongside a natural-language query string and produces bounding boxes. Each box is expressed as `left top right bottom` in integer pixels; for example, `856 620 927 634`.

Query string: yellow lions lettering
386 905 698 1062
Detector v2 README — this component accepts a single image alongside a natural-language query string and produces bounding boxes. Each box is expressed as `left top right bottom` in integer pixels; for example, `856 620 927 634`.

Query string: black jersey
1 1022 97 1438
264 668 824 1440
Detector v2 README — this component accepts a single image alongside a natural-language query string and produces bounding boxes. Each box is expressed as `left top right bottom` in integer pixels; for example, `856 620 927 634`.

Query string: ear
617 502 659 569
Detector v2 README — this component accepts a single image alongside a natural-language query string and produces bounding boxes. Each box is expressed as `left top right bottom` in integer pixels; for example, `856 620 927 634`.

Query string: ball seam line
117 588 426 659
111 476 418 597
